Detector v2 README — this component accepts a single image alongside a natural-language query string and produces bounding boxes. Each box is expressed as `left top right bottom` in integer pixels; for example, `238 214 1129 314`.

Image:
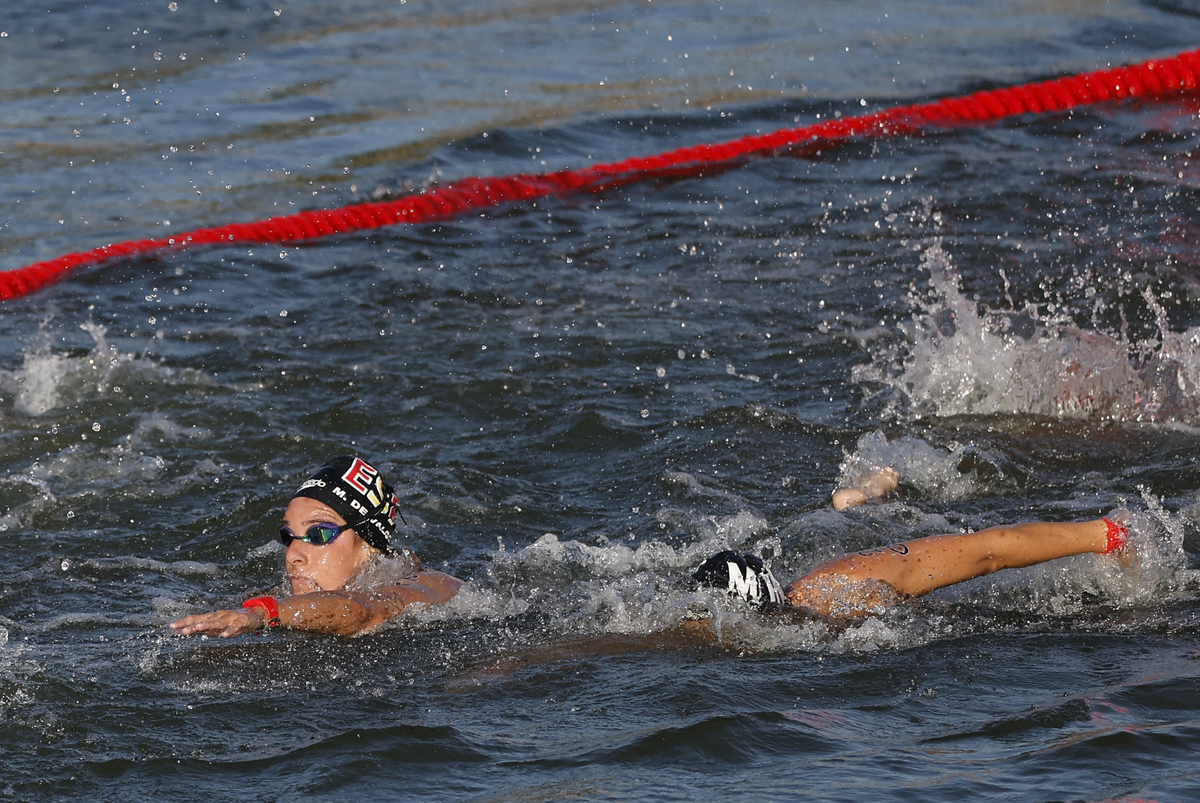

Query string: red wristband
243 596 281 628
1101 518 1128 554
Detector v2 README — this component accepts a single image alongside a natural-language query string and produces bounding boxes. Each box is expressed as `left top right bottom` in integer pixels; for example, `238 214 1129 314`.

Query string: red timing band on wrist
1102 518 1128 554
243 596 281 628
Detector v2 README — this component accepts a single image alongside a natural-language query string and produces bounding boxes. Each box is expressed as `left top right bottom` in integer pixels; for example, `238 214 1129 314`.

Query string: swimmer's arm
787 519 1111 604
170 570 463 638
283 571 463 635
831 488 873 511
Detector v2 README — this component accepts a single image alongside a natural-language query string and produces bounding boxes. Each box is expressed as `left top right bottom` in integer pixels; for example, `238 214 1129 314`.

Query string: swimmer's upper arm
793 535 994 601
278 571 464 636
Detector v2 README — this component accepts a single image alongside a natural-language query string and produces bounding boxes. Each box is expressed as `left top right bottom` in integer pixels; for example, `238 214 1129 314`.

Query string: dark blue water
4 1 1200 801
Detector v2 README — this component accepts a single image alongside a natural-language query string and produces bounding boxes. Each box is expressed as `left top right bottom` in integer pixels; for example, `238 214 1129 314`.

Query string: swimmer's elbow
435 577 464 604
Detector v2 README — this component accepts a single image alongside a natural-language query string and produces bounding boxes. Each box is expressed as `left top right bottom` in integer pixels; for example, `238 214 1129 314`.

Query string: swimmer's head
692 550 784 609
291 456 400 555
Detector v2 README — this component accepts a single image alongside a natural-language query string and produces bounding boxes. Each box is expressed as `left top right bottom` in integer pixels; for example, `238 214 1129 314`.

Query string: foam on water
496 511 767 581
2 436 244 551
67 556 224 579
838 429 1004 502
863 241 1200 424
0 445 230 537
0 623 40 722
0 474 56 532
1 321 213 419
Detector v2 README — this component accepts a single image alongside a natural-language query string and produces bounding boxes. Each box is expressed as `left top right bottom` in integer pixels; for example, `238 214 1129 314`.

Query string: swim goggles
279 520 362 547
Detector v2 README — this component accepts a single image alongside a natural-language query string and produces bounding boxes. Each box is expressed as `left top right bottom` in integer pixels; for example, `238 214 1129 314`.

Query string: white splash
4 321 212 418
866 241 1200 424
838 429 1001 501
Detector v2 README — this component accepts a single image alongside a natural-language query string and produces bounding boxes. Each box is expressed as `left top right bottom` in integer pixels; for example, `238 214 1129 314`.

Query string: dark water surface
5 1 1200 801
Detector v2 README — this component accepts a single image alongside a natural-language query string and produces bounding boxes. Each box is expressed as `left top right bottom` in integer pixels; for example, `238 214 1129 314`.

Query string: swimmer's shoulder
401 568 464 603
416 568 464 589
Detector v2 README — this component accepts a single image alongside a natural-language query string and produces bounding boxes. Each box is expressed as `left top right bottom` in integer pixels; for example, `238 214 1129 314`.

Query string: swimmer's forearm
278 591 392 636
170 592 388 637
170 575 462 637
980 520 1111 564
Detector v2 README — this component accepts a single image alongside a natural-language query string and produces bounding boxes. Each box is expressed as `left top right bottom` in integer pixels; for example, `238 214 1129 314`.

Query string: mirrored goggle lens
279 522 344 546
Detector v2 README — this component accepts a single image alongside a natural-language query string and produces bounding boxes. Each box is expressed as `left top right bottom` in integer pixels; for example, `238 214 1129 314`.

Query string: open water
5 1 1200 800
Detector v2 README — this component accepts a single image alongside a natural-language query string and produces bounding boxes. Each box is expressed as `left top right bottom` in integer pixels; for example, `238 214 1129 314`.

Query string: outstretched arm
170 570 462 637
787 519 1123 608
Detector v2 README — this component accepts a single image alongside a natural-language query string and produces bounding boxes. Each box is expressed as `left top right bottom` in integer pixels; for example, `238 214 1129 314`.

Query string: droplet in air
168 1 178 9
640 409 650 418
153 50 163 60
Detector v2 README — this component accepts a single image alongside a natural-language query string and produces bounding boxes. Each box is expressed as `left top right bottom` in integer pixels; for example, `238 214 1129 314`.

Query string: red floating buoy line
4 48 1200 302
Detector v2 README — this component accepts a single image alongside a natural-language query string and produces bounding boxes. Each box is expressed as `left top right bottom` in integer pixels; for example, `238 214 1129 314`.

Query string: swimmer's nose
285 539 308 566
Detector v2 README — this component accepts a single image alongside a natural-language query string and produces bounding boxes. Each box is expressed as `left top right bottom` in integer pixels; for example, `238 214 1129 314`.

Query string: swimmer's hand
170 607 265 638
832 466 900 510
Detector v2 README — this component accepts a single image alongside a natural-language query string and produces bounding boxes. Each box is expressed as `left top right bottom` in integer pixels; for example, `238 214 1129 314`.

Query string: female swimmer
170 456 462 637
694 468 1129 619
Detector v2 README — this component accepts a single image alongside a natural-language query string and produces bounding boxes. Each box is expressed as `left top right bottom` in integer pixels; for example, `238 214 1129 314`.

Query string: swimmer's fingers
170 609 261 638
169 611 226 636
832 467 901 510
860 466 900 497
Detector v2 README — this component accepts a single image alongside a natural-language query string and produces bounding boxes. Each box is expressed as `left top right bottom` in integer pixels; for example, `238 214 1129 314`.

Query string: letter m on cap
342 458 379 496
726 561 756 601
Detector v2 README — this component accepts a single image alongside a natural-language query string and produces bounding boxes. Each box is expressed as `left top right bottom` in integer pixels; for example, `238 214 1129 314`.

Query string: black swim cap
291 456 400 554
692 551 785 609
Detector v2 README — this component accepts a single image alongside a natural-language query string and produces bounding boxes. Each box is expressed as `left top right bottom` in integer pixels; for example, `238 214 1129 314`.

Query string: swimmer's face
282 496 377 593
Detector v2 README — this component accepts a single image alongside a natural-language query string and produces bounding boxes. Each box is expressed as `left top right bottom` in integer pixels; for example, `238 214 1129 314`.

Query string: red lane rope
4 48 1200 301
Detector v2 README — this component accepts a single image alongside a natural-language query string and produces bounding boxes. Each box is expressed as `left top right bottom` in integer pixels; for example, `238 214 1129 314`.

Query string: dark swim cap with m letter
692 550 785 609
291 456 400 554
